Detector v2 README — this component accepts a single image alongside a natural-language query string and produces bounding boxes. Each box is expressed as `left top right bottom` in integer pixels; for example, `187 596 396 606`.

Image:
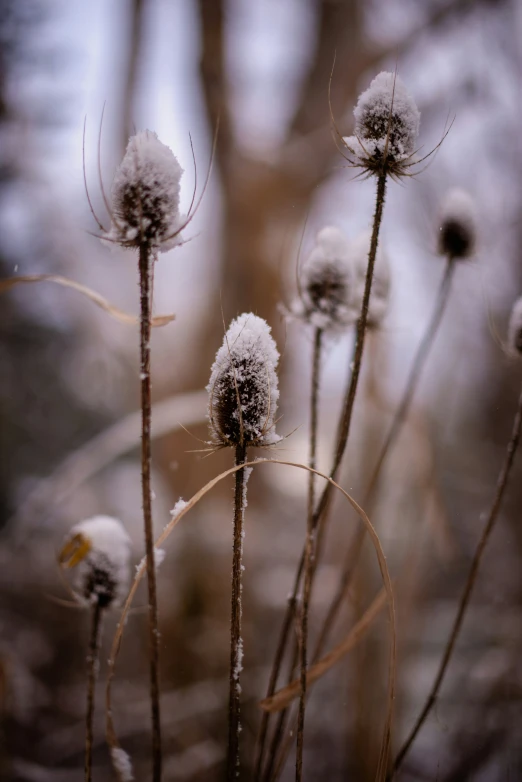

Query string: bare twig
85 601 102 782
392 382 522 776
296 327 322 781
138 243 162 782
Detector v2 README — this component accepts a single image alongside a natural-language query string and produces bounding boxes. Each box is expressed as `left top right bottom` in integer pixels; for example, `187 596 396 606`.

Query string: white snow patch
110 746 134 781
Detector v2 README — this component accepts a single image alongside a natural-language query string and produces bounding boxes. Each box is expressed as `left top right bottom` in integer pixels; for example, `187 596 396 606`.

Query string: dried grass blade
0 274 175 327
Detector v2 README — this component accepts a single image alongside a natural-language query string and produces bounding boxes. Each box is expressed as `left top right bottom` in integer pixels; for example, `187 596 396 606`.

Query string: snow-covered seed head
438 188 477 260
343 72 420 176
350 231 391 328
108 130 184 251
207 313 281 448
508 298 522 357
292 226 357 332
59 516 132 608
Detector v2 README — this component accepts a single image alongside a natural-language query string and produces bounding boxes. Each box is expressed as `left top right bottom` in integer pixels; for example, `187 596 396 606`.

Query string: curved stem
138 243 162 782
317 255 457 655
85 601 102 782
392 382 522 777
296 327 322 780
257 173 387 776
227 442 248 780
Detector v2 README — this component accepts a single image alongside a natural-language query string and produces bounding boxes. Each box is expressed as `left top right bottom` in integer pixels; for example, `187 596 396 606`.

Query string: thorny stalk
296 327 322 780
317 254 457 654
227 441 248 780
258 172 388 774
138 242 162 782
391 382 522 777
85 600 102 782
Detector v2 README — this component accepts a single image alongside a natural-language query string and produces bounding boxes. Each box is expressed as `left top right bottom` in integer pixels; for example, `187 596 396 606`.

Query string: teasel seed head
343 72 420 177
438 188 477 260
59 516 132 608
291 226 357 332
207 313 281 448
508 297 522 357
107 130 184 251
350 230 391 328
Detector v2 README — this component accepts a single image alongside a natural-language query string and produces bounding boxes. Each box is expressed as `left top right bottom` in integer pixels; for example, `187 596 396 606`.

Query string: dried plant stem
85 601 102 782
227 441 248 780
257 173 387 774
392 382 522 777
296 327 322 780
317 254 457 655
138 242 162 782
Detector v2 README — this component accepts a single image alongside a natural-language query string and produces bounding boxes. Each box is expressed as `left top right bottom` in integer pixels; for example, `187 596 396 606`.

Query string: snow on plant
207 313 281 449
107 130 184 251
438 187 477 259
342 71 421 178
59 515 132 608
291 226 357 332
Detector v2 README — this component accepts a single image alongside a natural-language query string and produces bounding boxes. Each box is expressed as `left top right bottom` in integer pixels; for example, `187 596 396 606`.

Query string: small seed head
343 72 420 176
207 314 281 448
438 188 476 259
108 130 184 251
59 516 132 608
291 226 357 332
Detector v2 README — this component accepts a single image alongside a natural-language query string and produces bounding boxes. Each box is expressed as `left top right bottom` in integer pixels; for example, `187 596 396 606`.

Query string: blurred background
1 0 522 779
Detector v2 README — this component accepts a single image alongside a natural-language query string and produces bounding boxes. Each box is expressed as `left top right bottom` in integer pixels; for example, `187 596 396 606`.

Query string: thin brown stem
392 381 522 777
296 327 322 780
138 242 162 782
259 173 387 776
85 601 102 782
317 254 457 655
227 441 248 780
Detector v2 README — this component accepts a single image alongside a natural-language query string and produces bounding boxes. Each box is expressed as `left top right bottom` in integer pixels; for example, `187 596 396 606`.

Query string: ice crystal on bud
438 188 476 259
59 516 132 608
350 231 391 328
508 297 522 357
291 226 356 332
207 313 281 447
343 72 420 176
107 130 184 251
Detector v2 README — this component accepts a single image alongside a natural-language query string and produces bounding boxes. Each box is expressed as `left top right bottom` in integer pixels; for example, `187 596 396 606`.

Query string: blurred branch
121 0 147 151
8 390 208 538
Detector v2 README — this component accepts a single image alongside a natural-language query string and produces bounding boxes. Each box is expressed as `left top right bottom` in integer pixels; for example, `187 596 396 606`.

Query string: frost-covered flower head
291 226 357 332
508 297 522 357
350 231 391 328
207 313 281 448
342 72 420 178
107 130 184 251
59 516 132 608
438 188 477 259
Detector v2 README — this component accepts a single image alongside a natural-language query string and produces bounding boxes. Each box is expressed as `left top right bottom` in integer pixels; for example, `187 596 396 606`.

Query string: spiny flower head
291 226 357 332
59 516 132 608
207 313 281 448
508 297 522 357
350 230 391 328
107 130 184 251
343 72 420 177
438 188 477 259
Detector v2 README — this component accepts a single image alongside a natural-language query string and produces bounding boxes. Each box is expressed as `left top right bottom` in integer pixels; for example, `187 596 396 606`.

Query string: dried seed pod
108 130 184 251
508 297 522 356
59 516 132 608
438 188 476 259
350 230 391 328
291 226 357 332
344 72 420 176
207 313 281 447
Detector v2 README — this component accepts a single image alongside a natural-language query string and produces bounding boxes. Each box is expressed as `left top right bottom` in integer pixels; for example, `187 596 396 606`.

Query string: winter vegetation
1 2 522 782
